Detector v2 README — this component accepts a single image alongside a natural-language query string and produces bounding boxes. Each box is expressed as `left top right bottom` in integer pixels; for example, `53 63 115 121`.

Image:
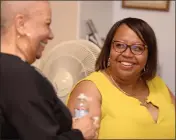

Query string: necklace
109 74 132 96
105 70 148 106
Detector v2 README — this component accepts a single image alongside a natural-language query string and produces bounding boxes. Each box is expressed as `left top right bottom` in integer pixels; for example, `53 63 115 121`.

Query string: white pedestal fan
35 40 101 103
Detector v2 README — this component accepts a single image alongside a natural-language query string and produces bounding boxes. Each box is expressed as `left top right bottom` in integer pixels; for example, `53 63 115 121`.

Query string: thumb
82 114 93 119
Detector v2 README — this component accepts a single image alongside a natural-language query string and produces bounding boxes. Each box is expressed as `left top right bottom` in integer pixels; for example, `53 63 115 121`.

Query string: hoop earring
140 65 147 76
107 58 110 67
143 67 146 72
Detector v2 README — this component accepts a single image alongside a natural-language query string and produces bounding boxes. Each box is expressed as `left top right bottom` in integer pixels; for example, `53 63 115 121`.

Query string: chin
118 70 134 78
36 54 42 59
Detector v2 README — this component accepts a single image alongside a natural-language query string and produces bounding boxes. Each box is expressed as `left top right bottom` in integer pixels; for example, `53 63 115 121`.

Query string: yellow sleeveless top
68 71 175 139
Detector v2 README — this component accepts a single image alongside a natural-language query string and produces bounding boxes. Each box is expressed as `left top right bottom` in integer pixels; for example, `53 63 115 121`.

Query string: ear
15 14 26 36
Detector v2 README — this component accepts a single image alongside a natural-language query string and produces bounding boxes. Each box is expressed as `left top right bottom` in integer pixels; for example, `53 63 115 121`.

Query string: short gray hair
1 1 36 35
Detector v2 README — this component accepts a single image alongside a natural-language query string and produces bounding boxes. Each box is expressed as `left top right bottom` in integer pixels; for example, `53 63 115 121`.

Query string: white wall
78 1 113 40
113 1 175 94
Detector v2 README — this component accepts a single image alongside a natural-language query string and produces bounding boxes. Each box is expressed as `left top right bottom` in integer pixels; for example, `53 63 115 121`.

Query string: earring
143 67 146 72
107 58 110 67
143 65 148 73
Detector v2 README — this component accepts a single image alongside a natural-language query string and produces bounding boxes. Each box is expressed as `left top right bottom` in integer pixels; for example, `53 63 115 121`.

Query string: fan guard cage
38 40 101 103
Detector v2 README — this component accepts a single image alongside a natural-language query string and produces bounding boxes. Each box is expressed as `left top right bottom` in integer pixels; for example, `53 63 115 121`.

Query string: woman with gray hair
0 1 98 140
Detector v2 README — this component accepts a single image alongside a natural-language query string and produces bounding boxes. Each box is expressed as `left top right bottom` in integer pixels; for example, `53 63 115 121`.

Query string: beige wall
43 1 78 55
33 1 78 67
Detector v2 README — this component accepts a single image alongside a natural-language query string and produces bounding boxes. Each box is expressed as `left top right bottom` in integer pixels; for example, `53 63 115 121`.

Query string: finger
95 132 98 139
72 117 78 122
92 116 100 122
93 131 98 139
79 114 91 119
90 129 96 139
91 126 98 134
94 124 100 130
82 115 94 123
93 130 98 139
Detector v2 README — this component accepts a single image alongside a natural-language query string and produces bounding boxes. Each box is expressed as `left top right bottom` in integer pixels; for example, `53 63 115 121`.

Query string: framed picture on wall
122 1 170 11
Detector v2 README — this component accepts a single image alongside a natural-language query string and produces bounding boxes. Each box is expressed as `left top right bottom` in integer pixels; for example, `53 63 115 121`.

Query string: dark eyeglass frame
112 40 147 55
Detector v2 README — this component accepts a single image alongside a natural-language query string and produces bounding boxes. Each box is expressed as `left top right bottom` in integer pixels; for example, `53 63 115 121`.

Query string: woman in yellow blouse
67 17 175 139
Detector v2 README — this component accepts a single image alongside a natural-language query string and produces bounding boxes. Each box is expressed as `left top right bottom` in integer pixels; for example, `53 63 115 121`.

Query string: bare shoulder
67 80 102 115
69 80 101 101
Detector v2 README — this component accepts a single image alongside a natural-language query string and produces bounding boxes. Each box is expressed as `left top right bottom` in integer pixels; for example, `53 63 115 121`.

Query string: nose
121 47 134 57
48 29 54 40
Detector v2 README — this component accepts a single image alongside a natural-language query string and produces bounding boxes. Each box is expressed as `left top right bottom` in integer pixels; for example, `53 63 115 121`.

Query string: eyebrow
113 40 125 43
113 40 145 45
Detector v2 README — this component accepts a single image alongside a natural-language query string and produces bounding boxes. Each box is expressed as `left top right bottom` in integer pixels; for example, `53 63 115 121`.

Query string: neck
106 68 142 90
1 37 26 62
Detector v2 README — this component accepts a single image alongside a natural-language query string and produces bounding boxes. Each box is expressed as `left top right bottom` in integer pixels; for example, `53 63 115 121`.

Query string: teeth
40 42 46 47
121 62 133 66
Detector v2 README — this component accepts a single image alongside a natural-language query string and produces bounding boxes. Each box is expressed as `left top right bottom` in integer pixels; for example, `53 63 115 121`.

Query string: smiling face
16 1 54 63
27 3 53 59
109 24 148 79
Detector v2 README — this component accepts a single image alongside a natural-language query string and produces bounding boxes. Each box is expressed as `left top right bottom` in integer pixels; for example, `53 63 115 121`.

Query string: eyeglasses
112 41 147 55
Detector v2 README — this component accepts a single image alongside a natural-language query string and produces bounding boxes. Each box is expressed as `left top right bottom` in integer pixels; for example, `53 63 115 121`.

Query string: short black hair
95 17 158 81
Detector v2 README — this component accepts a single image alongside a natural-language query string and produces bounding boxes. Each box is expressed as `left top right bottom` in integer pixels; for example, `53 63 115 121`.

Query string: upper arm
67 80 102 118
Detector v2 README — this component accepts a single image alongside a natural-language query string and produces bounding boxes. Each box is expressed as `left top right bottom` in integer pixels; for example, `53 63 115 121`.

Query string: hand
72 115 98 139
92 116 100 139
